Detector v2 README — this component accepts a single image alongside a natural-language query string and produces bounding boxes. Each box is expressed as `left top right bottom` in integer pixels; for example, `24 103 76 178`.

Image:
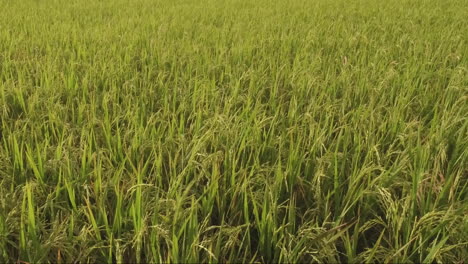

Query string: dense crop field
0 0 467 263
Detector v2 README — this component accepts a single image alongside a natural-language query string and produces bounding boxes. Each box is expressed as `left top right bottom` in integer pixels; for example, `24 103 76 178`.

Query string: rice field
0 0 467 263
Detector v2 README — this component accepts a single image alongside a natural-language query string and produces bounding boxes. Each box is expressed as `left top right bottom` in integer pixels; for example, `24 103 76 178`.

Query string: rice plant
0 0 467 263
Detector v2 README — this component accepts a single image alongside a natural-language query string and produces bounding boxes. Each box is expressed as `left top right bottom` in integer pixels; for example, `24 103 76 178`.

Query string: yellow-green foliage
0 0 467 263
